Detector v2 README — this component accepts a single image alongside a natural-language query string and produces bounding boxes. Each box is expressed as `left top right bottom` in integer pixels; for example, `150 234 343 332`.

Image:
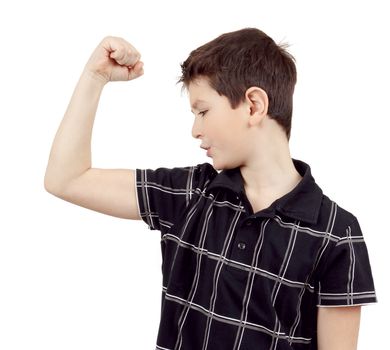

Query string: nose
191 117 202 139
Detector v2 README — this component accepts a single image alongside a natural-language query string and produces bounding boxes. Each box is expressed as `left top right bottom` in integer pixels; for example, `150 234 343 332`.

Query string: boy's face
188 76 253 170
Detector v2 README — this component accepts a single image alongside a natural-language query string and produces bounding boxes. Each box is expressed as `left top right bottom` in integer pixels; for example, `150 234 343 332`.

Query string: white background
0 0 388 348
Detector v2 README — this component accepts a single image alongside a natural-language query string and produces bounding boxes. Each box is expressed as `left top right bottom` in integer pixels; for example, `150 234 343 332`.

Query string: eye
198 110 208 117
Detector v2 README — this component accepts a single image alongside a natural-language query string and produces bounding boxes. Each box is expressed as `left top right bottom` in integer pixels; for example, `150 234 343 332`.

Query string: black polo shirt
135 158 377 349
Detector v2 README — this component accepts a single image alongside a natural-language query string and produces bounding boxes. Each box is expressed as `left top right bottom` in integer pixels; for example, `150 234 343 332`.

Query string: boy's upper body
46 28 377 349
136 158 376 349
135 28 377 349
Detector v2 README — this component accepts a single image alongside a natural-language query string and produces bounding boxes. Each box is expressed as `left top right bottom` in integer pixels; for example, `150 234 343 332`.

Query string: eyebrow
190 99 208 113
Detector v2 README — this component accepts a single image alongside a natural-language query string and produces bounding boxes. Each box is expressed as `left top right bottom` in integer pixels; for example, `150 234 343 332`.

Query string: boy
44 28 377 349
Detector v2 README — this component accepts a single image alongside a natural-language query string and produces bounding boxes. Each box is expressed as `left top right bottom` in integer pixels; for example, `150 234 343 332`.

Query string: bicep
47 168 141 220
317 306 361 350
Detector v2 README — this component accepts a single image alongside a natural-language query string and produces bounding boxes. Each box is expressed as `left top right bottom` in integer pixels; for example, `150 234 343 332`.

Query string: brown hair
177 27 297 141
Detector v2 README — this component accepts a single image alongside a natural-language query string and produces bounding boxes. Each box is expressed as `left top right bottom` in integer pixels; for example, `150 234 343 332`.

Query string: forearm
44 69 106 192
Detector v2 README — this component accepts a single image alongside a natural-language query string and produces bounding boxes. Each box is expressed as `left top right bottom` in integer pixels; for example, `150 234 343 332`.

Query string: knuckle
103 35 114 43
117 49 126 61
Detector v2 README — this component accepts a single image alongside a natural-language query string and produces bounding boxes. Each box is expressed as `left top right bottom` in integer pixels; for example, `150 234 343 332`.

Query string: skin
188 76 303 212
317 306 361 350
188 76 362 349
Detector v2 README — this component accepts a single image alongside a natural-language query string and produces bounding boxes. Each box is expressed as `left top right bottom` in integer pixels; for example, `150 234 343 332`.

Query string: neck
239 129 302 196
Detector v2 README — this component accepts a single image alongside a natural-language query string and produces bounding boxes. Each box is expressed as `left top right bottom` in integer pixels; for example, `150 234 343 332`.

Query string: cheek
223 115 246 139
208 111 245 144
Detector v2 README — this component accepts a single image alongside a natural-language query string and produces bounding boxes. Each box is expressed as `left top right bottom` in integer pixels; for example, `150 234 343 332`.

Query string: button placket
228 218 258 263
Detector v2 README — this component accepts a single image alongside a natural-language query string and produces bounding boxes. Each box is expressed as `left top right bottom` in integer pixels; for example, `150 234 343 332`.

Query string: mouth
200 146 212 157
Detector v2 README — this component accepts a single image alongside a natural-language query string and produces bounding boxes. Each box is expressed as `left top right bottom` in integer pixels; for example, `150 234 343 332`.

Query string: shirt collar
206 158 323 224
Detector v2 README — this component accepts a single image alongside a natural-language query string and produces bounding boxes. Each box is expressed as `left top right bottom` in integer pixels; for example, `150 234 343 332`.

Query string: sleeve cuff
317 291 377 306
134 168 141 219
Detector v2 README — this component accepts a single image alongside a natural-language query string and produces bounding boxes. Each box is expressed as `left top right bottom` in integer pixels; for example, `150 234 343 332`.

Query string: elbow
44 179 57 195
44 175 63 195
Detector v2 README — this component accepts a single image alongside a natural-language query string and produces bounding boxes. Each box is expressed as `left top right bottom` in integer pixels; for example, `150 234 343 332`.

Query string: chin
212 158 240 171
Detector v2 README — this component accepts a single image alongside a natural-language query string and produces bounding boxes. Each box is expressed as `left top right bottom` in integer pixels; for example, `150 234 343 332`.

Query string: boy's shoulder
320 192 364 241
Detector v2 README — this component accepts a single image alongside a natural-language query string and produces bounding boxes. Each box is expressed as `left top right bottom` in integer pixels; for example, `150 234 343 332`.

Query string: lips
200 145 212 157
200 146 212 158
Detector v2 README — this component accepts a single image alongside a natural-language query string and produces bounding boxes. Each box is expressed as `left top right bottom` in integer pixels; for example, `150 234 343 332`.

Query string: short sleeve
316 217 377 307
135 163 215 232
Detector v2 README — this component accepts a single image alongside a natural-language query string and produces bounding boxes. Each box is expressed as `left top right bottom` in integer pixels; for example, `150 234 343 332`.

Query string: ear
245 87 269 126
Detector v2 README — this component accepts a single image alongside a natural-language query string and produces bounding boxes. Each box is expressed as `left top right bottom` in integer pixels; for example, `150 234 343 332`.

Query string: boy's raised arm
44 36 144 220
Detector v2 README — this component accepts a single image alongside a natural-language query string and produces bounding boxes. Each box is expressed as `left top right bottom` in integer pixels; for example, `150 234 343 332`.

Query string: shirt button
238 242 246 250
246 220 253 226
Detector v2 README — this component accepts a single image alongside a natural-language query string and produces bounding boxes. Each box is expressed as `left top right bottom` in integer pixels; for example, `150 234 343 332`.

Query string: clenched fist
84 36 144 84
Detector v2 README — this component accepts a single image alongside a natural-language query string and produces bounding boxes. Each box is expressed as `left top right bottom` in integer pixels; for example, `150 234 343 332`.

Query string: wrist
81 68 109 87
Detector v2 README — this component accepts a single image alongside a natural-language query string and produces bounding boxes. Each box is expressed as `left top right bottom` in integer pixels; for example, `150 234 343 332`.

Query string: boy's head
177 27 297 142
